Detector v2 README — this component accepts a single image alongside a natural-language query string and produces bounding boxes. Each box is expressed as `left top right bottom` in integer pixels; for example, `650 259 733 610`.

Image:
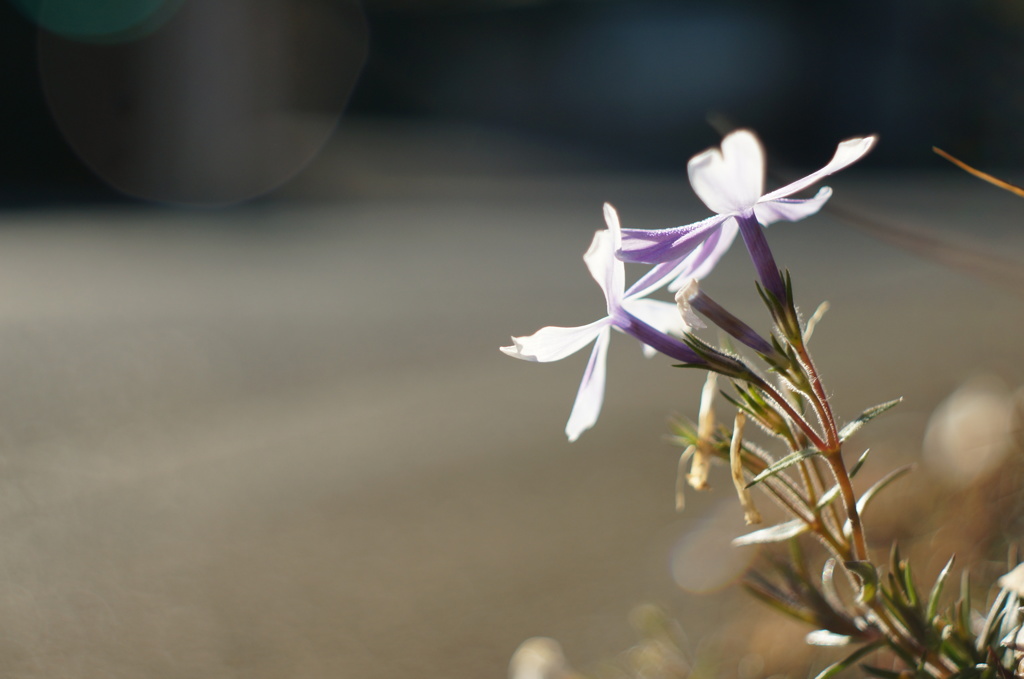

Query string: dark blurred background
2 0 1024 207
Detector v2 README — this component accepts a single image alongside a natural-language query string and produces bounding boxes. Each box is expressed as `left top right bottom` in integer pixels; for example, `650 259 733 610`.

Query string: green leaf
889 542 903 589
821 558 846 614
861 664 903 679
960 570 972 637
976 588 1012 654
945 664 986 679
902 559 921 609
838 398 904 442
845 560 879 604
732 519 809 547
811 642 884 679
880 580 917 634
742 579 816 626
816 485 841 510
746 447 821 488
849 449 871 478
856 465 913 515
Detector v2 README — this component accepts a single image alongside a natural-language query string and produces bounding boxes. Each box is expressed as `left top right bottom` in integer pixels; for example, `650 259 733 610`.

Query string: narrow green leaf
903 559 920 609
856 465 913 515
954 601 967 638
884 639 919 668
890 543 903 593
976 588 1011 654
789 537 809 582
880 582 916 634
732 519 809 547
746 447 821 488
927 557 955 626
838 398 904 442
816 485 841 510
821 559 846 614
861 664 903 679
961 570 972 636
811 642 884 679
939 636 972 667
742 582 816 626
944 664 985 679
849 449 871 478
755 280 773 310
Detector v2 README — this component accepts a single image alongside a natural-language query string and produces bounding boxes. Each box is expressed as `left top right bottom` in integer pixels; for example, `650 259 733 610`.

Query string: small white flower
617 129 877 290
502 204 705 441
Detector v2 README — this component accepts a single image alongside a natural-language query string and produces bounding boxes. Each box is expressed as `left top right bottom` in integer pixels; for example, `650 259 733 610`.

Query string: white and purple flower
617 129 877 298
501 203 709 441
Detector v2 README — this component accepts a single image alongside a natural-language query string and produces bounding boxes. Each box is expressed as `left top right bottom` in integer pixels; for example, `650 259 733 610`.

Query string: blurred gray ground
0 124 1022 678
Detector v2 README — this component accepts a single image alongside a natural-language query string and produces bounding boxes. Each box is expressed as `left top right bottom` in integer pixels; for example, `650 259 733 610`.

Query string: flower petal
602 202 624 248
688 129 765 214
583 228 623 313
501 319 609 362
617 213 729 265
668 218 739 291
624 259 688 300
754 186 832 225
759 135 877 203
622 298 690 357
565 328 611 441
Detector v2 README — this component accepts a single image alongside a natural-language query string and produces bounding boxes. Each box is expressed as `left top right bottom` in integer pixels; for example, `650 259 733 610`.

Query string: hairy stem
825 451 868 561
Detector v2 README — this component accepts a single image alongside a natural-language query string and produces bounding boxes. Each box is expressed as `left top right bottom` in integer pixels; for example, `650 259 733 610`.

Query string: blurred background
2 0 1024 205
0 1 1022 678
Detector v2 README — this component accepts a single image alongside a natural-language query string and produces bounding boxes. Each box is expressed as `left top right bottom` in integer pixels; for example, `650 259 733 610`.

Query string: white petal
687 129 765 214
565 329 611 441
501 319 608 362
583 229 624 313
760 135 877 203
754 186 833 225
625 298 689 334
667 218 739 292
602 202 623 249
622 298 690 357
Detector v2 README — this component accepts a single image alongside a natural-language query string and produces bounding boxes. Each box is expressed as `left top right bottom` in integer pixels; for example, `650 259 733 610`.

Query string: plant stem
825 451 868 561
794 341 840 451
755 380 827 452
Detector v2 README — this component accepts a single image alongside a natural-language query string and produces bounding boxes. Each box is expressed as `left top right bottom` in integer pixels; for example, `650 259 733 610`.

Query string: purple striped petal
617 213 729 265
667 218 739 292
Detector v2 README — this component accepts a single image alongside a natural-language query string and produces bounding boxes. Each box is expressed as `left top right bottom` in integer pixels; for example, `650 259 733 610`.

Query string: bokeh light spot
923 375 1015 488
10 0 183 42
39 0 368 206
